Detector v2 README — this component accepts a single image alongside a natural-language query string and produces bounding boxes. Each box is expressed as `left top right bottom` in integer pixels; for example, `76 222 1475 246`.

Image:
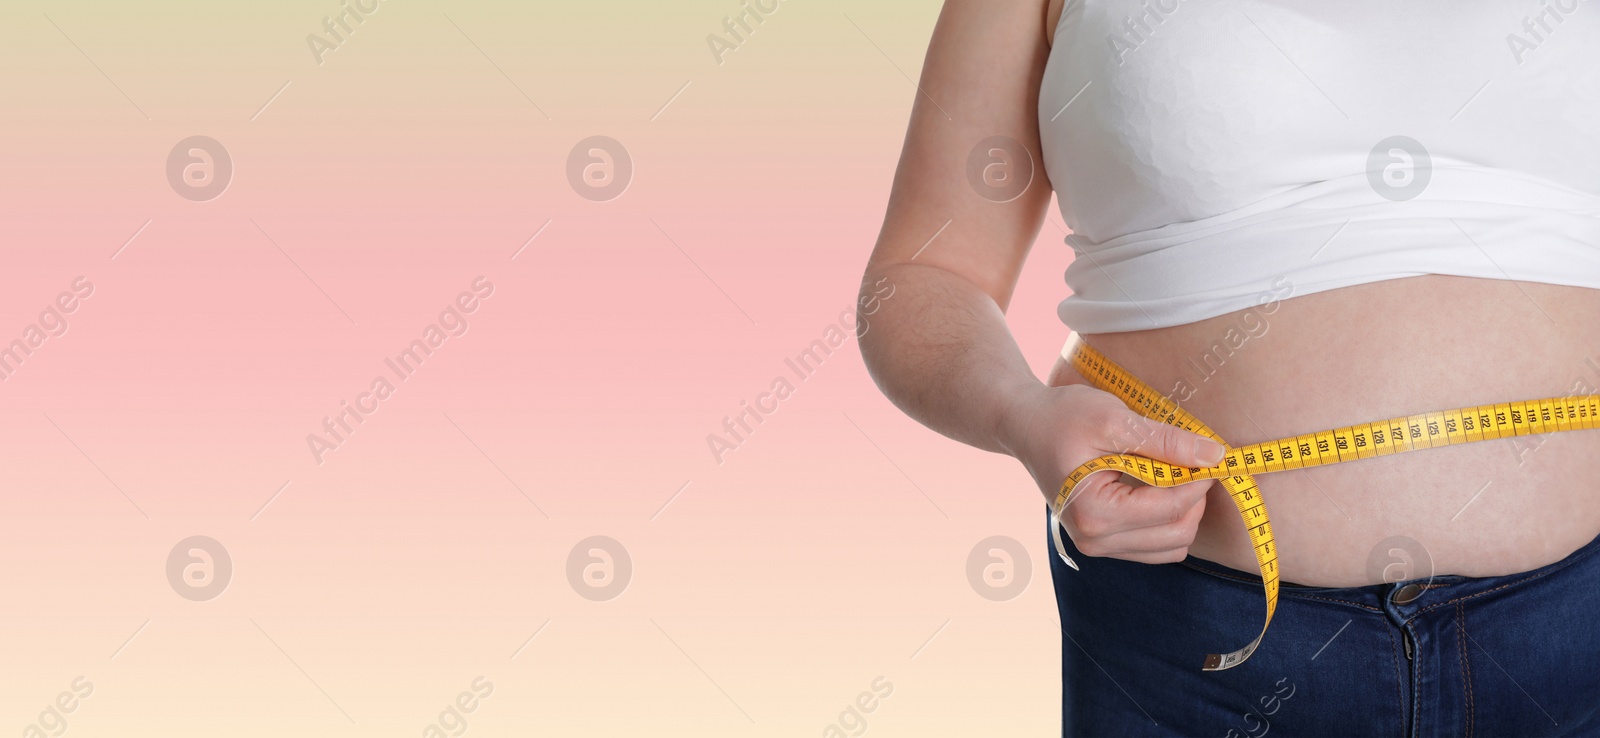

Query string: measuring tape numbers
1048 331 1600 671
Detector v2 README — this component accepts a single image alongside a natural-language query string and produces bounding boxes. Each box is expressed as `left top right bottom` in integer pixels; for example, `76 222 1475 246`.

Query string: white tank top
1038 0 1600 333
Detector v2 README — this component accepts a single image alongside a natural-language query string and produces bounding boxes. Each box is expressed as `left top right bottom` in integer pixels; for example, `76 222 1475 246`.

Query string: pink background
2 2 1078 734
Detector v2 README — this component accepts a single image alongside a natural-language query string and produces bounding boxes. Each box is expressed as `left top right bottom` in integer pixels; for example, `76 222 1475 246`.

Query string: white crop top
1038 0 1600 333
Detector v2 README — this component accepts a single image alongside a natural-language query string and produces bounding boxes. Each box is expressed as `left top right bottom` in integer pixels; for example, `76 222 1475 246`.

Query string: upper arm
1046 0 1067 47
863 0 1057 311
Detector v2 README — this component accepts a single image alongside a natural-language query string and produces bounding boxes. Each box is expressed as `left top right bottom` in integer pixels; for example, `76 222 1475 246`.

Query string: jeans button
1393 583 1424 604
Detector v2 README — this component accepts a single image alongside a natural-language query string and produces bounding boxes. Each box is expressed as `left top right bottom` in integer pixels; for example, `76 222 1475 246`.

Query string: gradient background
0 1 1082 735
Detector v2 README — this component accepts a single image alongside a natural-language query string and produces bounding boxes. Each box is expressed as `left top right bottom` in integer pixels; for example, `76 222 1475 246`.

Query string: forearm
858 260 1045 458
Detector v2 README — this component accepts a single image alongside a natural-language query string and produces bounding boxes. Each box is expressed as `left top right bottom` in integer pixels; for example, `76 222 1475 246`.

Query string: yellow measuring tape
1049 331 1600 671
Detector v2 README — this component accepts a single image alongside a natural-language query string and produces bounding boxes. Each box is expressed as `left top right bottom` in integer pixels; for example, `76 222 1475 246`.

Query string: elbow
854 268 899 340
853 269 896 382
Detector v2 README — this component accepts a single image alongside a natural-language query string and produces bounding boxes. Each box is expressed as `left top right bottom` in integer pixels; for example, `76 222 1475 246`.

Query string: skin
859 0 1600 586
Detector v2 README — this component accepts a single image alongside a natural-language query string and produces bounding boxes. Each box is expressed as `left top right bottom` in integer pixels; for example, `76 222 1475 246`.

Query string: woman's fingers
1104 408 1227 468
1063 476 1212 539
1061 476 1211 564
1110 548 1194 565
1086 491 1208 554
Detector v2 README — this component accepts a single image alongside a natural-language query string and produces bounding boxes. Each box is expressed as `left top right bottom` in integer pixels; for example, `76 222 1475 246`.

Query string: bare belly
1048 274 1600 587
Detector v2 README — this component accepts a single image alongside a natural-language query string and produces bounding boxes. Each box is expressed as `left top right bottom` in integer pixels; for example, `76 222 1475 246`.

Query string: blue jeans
1047 510 1600 737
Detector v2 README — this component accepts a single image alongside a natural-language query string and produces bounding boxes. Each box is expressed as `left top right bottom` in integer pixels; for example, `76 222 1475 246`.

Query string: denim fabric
1047 510 1600 737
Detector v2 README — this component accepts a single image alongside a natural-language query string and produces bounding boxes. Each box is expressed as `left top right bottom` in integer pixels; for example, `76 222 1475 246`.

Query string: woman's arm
856 0 1055 458
859 0 1226 563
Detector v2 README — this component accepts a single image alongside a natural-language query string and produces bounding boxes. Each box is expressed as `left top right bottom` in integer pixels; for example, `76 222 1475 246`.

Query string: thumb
1142 421 1227 468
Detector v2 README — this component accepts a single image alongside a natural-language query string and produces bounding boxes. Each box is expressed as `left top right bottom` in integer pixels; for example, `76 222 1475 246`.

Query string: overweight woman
857 1 1600 735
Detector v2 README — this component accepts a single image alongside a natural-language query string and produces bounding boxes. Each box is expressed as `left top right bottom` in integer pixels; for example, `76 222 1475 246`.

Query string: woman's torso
1038 1 1600 585
1050 277 1600 587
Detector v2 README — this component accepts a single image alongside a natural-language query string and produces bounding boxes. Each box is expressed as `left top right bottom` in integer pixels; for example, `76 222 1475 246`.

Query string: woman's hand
1002 383 1227 564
